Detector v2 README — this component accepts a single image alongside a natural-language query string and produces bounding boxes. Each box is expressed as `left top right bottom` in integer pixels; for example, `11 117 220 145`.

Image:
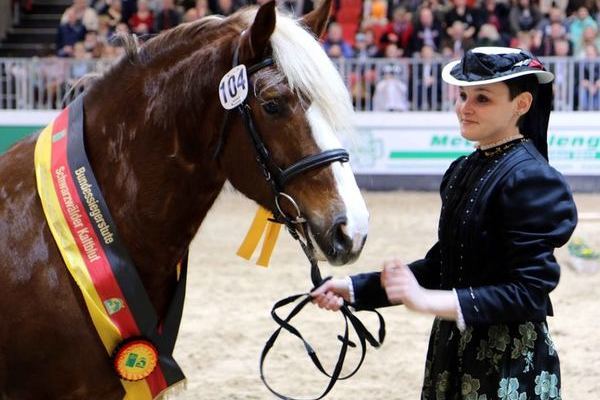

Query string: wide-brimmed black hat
442 47 554 160
441 47 554 86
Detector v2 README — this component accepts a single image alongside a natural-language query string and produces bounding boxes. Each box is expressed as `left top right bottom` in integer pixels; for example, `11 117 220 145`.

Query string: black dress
350 138 578 400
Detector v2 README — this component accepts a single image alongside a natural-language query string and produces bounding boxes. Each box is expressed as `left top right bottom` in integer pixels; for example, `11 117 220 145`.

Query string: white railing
1 56 599 111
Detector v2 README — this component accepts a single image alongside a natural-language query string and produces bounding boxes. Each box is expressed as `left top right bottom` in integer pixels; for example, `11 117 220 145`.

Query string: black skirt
421 318 561 400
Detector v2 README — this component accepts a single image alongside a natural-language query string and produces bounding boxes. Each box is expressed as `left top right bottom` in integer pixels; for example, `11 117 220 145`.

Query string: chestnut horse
0 1 369 398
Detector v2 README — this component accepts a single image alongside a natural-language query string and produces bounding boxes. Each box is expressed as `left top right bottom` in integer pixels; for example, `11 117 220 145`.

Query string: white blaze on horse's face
306 106 369 264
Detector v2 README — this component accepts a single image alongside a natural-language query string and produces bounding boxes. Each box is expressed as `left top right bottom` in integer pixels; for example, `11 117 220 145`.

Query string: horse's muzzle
324 216 367 266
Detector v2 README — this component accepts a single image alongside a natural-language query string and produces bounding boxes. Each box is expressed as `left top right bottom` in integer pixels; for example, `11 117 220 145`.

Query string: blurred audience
57 8 87 57
323 22 354 58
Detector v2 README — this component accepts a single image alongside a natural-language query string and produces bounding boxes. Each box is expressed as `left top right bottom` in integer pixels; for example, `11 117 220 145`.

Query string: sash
34 96 186 399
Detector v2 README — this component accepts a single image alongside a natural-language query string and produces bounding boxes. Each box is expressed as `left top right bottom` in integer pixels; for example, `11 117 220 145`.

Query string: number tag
219 65 248 110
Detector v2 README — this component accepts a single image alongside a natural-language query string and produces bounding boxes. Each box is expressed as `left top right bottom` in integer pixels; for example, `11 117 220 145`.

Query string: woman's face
455 82 531 146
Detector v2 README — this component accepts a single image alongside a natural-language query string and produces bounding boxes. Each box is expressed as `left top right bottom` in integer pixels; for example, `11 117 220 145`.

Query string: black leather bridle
213 47 350 223
214 39 386 400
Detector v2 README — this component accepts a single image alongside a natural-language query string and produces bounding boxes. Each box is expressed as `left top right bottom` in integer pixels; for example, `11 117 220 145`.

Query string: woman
313 47 577 399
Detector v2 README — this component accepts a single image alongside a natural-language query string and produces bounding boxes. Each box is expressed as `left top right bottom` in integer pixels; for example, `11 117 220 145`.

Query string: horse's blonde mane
241 8 355 136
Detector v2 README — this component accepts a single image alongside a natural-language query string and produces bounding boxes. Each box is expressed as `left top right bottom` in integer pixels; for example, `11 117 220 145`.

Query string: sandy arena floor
172 190 600 399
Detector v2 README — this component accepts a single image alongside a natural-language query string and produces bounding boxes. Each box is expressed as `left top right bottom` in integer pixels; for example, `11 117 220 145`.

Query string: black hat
442 47 554 160
441 47 554 86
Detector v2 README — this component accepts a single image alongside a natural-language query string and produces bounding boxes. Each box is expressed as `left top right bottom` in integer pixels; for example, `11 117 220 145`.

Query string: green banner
0 126 42 153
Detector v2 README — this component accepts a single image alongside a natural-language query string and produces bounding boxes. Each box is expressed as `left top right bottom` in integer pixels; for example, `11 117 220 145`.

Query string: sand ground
172 190 600 399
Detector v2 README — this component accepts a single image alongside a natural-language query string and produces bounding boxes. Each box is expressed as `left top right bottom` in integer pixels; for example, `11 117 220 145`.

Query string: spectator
183 0 210 22
83 30 100 54
210 0 241 15
511 29 535 51
353 31 379 60
35 48 68 107
120 0 137 24
414 45 441 110
154 0 181 32
129 0 154 35
538 21 568 55
569 6 598 54
102 0 123 31
323 22 354 58
552 38 571 110
61 0 99 31
279 0 314 16
477 0 511 43
101 43 119 59
475 23 504 47
441 21 475 58
382 41 402 58
579 43 600 109
364 0 388 26
444 0 479 39
373 64 409 111
410 7 442 55
69 42 92 93
509 0 542 35
539 0 569 15
574 25 600 57
379 7 413 56
56 8 87 57
537 6 568 36
97 15 112 43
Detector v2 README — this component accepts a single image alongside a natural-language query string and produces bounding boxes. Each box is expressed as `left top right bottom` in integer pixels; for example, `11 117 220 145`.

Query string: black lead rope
259 221 386 400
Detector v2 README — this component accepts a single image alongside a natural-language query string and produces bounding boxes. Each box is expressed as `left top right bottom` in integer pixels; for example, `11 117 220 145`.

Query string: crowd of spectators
52 0 600 60
322 0 600 110
36 0 600 110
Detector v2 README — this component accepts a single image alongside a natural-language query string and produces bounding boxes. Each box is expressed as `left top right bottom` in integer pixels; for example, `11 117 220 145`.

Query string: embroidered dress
420 139 574 399
350 138 577 400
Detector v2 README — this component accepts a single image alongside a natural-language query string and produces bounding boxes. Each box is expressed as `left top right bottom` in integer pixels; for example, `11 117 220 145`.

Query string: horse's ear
300 0 332 39
239 0 276 63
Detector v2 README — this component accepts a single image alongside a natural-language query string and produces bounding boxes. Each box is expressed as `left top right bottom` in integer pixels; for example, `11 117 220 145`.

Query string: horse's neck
81 57 228 316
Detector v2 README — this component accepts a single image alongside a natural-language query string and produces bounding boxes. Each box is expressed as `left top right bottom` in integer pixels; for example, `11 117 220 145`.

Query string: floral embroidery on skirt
421 318 561 400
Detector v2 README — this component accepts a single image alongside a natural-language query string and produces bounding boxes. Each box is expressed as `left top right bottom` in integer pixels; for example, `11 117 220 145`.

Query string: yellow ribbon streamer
237 207 281 267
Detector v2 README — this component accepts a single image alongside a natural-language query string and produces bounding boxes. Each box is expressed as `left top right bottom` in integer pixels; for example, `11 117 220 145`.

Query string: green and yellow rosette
113 339 159 381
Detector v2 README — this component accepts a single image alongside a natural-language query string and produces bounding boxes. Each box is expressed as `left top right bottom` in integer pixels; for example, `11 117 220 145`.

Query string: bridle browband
214 37 385 400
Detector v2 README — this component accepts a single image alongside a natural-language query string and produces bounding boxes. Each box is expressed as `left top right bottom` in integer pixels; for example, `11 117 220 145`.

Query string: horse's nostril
332 217 353 255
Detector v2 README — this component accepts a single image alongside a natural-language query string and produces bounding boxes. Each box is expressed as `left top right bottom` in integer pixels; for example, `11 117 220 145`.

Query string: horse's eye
262 101 280 115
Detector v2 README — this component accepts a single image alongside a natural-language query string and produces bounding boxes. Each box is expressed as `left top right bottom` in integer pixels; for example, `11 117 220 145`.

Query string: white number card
218 65 248 110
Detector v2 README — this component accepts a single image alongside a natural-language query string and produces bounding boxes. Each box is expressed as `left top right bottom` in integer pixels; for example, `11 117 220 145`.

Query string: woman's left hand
382 259 430 313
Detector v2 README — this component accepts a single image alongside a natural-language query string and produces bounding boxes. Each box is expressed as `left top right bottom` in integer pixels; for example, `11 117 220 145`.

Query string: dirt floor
171 190 600 399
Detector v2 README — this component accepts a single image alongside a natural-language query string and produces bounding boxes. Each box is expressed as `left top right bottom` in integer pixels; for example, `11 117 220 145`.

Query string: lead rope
259 219 386 400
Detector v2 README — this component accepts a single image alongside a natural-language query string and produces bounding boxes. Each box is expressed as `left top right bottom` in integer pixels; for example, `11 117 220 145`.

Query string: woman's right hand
310 278 351 311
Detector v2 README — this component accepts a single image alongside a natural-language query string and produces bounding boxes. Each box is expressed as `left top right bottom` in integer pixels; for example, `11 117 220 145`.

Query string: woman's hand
381 259 430 312
311 278 350 311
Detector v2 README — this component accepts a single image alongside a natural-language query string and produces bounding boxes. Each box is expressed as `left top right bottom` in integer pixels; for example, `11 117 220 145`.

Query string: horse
0 0 370 398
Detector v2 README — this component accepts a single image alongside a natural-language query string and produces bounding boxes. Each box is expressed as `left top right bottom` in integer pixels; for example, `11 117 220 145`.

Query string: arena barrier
2 56 600 112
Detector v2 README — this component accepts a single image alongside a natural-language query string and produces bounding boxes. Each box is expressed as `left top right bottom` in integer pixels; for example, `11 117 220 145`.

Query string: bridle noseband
214 38 385 400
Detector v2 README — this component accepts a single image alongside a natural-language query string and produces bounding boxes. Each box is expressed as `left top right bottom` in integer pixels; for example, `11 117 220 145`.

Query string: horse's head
217 1 368 266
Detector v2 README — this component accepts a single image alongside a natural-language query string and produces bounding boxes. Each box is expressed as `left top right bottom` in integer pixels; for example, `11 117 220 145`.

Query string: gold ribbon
237 207 281 267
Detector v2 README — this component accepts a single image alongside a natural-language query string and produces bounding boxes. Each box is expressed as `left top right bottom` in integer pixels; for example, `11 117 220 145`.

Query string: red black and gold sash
34 96 186 399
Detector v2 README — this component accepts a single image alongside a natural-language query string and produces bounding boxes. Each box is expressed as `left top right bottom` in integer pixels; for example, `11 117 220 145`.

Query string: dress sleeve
408 242 441 289
456 165 578 326
350 272 391 310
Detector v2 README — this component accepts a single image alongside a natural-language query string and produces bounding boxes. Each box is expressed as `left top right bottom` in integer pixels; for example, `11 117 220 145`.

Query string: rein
214 39 386 399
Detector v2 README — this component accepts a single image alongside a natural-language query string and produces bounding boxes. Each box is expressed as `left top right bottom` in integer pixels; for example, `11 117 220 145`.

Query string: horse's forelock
268 12 355 137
